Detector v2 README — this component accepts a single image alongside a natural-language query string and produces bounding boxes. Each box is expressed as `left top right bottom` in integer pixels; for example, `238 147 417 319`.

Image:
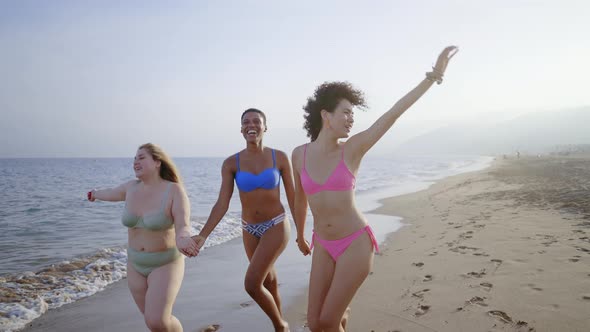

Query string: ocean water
0 154 492 331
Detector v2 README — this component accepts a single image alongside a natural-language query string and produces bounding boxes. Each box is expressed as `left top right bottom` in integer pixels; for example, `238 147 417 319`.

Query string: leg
318 232 374 332
263 267 282 315
306 239 336 332
243 233 282 312
143 257 185 332
341 307 351 330
243 220 290 331
127 262 148 314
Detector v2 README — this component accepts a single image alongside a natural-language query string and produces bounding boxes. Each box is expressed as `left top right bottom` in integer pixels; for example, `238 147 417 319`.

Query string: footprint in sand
569 255 581 262
459 231 474 239
487 310 513 323
526 283 543 291
423 275 433 282
428 251 438 256
480 282 493 291
411 288 430 298
491 259 503 266
412 262 424 267
450 246 483 256
414 304 430 317
199 324 221 332
581 294 590 301
489 309 534 330
463 269 487 278
240 300 255 308
466 296 488 307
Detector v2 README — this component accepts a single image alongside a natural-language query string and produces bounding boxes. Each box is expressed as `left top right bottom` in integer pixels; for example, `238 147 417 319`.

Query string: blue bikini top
235 149 281 192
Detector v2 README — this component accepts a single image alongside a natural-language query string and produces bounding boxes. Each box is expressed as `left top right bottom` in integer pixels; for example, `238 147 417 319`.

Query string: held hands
427 45 459 84
177 235 199 257
296 237 311 256
187 235 206 257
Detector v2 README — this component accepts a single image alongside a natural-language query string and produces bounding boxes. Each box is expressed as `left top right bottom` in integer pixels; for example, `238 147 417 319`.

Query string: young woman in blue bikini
192 108 295 332
291 46 458 331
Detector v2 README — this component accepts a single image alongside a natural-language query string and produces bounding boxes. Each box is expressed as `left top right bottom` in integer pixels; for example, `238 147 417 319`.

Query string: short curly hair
241 108 267 126
303 81 366 141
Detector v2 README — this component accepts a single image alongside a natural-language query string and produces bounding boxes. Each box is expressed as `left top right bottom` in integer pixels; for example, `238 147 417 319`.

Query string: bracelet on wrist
425 66 444 84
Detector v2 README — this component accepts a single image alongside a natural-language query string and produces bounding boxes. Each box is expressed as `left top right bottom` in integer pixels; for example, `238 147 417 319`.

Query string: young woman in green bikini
88 143 198 331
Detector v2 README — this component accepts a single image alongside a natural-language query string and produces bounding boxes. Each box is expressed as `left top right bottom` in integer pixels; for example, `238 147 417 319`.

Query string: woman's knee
244 274 263 296
306 314 321 332
263 271 277 289
144 314 169 331
318 311 341 330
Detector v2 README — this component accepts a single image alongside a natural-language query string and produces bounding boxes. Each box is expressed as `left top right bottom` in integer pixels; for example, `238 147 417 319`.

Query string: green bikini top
122 182 174 231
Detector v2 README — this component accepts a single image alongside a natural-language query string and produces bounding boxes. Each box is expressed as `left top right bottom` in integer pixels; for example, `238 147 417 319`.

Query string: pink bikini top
300 143 356 195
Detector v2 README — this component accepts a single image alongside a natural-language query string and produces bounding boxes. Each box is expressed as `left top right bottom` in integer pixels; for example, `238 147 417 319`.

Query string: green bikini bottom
127 247 182 277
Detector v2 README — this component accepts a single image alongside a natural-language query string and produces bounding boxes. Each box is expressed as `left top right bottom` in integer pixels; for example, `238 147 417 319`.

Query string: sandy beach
16 156 590 331
286 156 590 332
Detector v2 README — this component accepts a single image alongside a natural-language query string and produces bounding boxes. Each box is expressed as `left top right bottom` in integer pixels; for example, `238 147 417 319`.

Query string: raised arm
191 157 235 251
276 150 296 220
291 146 311 256
171 183 199 257
348 46 458 158
88 180 134 202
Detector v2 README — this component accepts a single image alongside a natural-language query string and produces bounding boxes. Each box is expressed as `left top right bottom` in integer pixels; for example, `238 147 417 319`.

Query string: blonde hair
138 143 181 183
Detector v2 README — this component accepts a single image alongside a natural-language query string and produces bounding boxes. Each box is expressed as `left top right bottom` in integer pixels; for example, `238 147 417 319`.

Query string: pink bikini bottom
311 225 379 261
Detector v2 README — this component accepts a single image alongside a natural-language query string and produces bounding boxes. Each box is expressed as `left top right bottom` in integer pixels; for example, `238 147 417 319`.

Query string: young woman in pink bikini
291 46 458 331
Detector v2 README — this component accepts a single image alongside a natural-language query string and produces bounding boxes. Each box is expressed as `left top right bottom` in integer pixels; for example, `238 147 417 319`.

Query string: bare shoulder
222 154 238 172
169 181 185 192
271 148 289 160
269 148 292 170
292 144 307 158
291 144 308 169
122 179 139 190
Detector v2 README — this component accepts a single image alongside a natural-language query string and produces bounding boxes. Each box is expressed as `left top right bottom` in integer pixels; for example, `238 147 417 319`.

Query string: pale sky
1 0 589 157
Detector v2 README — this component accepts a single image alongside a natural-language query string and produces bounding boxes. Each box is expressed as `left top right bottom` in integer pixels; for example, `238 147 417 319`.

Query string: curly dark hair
303 81 367 141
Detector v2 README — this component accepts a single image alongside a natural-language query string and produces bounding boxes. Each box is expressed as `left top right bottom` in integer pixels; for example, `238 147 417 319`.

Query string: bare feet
276 321 289 332
341 307 351 330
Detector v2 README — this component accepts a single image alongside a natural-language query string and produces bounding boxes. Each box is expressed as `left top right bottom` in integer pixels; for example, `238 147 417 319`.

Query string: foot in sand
199 324 221 332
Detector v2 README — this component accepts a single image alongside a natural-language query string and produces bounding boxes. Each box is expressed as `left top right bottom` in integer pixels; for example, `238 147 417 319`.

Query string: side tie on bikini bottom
311 225 379 261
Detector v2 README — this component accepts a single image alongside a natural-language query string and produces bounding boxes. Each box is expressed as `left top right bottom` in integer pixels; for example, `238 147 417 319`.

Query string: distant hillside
395 107 590 155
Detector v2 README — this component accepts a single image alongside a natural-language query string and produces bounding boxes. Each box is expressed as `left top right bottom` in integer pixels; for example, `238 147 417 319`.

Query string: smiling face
241 111 267 144
133 148 161 179
322 99 355 139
